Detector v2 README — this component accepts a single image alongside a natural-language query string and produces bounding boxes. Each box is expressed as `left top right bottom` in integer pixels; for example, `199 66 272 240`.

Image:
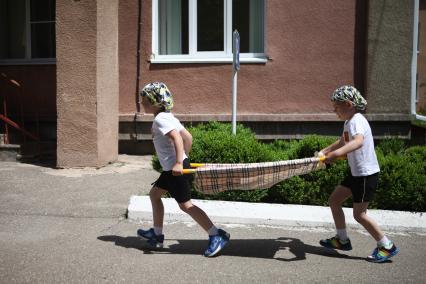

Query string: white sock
154 226 163 235
208 225 219 236
378 235 392 249
336 229 348 241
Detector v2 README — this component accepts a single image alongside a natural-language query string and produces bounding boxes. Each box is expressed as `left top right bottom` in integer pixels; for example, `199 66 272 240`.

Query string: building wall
118 0 357 118
418 0 426 113
118 0 139 115
366 0 413 117
56 0 119 167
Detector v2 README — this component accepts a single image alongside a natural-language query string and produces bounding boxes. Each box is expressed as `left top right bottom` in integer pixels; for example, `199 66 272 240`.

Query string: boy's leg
353 202 383 241
137 186 167 248
329 185 352 230
353 202 400 262
179 200 230 257
178 200 214 232
150 186 167 228
320 185 353 250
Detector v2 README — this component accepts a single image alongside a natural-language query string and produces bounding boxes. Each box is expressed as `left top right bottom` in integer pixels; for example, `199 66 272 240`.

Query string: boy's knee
328 195 340 208
178 201 193 212
149 187 162 200
353 212 366 223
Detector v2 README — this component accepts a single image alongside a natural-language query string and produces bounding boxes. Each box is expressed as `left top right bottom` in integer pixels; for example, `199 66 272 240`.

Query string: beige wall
56 0 119 168
366 0 413 117
418 0 426 113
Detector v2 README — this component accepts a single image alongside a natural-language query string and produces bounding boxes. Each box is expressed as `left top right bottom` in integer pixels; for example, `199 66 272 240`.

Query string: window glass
0 0 27 59
155 0 265 59
197 0 224 51
159 0 189 55
233 0 264 53
31 22 55 58
31 0 55 58
30 0 55 21
0 0 55 61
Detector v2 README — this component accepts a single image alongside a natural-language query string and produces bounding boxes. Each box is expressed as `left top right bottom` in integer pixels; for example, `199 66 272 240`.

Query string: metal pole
232 68 237 135
232 30 240 135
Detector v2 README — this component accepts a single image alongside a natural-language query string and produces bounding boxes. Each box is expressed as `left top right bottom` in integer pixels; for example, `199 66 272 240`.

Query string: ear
345 101 353 107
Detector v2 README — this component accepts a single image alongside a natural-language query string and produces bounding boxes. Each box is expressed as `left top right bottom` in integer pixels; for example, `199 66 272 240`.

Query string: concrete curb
128 196 426 233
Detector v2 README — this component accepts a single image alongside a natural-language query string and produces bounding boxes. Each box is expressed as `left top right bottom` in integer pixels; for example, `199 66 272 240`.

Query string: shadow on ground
98 235 373 262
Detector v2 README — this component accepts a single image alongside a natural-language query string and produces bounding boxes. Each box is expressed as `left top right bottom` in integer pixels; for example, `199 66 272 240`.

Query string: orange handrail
0 73 40 143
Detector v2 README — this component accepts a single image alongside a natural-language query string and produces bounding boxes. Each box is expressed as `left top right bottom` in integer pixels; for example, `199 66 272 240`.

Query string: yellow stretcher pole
183 169 197 174
182 163 205 174
190 163 205 168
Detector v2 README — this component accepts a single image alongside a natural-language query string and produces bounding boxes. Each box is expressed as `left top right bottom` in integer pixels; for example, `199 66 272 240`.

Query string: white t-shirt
343 113 380 176
152 112 188 171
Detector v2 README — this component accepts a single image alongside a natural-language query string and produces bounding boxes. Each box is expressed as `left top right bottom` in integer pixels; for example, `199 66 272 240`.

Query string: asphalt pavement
0 155 425 283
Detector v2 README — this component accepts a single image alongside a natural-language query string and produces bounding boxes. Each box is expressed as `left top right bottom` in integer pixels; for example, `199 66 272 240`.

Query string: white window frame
0 0 55 65
151 0 267 64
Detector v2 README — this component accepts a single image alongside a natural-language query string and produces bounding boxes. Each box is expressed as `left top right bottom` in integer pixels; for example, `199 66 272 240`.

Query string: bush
292 135 336 159
151 122 426 212
374 150 426 211
189 122 280 163
376 138 407 155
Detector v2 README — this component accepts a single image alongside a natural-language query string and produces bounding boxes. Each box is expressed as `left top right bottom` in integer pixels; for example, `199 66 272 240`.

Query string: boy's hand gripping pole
182 163 205 174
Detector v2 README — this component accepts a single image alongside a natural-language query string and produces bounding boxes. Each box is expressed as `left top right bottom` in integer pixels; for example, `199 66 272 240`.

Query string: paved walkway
1 155 425 283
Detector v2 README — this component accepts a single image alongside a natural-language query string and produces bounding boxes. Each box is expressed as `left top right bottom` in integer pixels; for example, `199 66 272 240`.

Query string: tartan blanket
191 157 325 195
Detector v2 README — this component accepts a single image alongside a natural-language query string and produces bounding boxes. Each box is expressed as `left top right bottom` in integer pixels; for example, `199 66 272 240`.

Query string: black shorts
153 159 191 203
341 172 379 203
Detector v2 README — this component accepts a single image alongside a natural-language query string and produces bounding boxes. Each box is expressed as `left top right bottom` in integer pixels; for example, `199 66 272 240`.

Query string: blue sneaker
319 235 352 251
204 229 230 257
137 228 164 248
367 243 399 263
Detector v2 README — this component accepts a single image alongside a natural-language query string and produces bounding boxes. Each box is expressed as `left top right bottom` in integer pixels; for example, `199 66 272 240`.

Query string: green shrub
376 138 407 155
152 155 161 172
189 122 279 164
404 146 426 166
374 150 425 211
292 135 337 159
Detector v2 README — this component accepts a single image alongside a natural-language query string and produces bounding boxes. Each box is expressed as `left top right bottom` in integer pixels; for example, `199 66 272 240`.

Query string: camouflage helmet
140 82 174 111
331 85 367 111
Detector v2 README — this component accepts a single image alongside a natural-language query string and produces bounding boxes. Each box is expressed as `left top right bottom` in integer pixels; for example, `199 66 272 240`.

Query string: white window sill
150 56 268 64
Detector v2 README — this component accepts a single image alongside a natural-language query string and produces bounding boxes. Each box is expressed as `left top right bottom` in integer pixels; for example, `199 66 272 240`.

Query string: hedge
152 122 425 212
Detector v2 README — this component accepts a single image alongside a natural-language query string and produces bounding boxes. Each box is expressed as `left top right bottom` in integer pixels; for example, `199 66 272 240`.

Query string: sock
336 229 348 242
208 225 219 236
154 226 163 236
378 235 393 249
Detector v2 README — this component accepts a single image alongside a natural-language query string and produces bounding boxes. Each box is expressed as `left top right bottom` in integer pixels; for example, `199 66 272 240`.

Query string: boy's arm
179 128 193 156
321 135 345 155
326 134 364 162
167 129 185 176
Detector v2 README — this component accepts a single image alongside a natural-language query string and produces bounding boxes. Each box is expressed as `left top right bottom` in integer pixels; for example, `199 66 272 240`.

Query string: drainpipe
135 0 142 114
133 0 142 141
412 0 426 121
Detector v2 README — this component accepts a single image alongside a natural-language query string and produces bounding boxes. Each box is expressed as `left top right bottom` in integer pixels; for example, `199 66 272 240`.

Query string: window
0 0 55 64
152 0 266 63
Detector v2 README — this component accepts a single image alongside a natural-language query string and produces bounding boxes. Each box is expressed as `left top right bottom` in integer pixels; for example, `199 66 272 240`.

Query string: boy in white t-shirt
318 85 399 263
137 82 230 257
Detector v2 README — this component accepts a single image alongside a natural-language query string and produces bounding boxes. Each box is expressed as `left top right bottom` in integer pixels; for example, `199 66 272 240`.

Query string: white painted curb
128 195 426 233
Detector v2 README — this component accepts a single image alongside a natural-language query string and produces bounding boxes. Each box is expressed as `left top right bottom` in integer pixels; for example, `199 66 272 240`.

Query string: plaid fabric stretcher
186 157 326 195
